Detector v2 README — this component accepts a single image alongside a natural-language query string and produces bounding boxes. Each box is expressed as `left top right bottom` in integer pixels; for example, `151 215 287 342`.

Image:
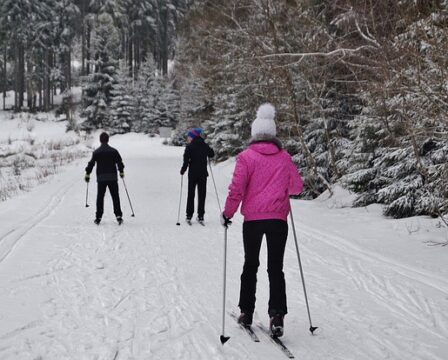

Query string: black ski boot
186 217 192 225
117 216 123 225
94 218 101 225
270 313 284 338
197 216 205 226
237 313 253 328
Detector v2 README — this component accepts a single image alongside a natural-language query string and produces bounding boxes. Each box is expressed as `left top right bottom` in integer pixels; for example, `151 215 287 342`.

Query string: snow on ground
0 110 89 201
0 134 447 360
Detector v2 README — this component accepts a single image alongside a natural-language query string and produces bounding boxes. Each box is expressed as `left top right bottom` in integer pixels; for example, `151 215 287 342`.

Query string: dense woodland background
0 0 447 220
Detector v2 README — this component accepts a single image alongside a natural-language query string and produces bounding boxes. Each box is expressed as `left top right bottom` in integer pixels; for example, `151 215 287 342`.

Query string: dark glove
120 171 124 178
220 212 232 228
84 173 90 182
180 169 185 175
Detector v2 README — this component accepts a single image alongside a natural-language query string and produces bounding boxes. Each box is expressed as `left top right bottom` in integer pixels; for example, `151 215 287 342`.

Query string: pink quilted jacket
223 142 303 221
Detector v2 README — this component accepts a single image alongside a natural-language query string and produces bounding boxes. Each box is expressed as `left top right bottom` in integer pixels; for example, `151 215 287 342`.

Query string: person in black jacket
85 132 125 225
180 128 215 224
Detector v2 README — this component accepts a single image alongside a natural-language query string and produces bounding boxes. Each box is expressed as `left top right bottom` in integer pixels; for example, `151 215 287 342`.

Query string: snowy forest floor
0 134 447 360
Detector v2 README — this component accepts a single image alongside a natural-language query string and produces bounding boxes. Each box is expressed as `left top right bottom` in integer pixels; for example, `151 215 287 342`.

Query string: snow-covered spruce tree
170 75 210 146
81 13 120 131
109 62 133 134
153 77 180 131
203 91 252 162
130 60 157 133
342 3 448 218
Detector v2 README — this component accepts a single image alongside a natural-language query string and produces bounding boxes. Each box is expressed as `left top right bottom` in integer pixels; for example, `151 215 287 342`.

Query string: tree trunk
81 0 87 76
27 56 33 110
161 8 169 75
44 48 50 111
18 43 25 109
134 32 140 74
323 117 340 178
121 30 127 62
2 45 6 110
38 79 42 110
86 24 91 75
14 42 18 111
62 48 72 92
128 28 134 77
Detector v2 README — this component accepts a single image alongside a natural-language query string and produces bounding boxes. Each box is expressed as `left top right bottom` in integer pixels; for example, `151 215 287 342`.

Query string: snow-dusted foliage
177 0 448 218
341 4 448 218
170 76 211 146
81 13 119 131
109 60 181 135
203 91 252 161
109 64 133 134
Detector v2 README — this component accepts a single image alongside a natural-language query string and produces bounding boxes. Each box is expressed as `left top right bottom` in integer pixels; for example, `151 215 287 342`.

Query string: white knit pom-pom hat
251 103 276 137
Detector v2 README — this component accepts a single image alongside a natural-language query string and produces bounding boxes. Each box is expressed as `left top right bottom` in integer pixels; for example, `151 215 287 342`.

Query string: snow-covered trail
0 135 447 360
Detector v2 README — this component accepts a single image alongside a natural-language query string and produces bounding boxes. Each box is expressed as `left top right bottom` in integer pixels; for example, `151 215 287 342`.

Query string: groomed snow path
0 135 447 360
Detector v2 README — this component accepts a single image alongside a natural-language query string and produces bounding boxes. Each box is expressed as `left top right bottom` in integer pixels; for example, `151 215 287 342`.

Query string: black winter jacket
85 144 124 182
181 137 215 178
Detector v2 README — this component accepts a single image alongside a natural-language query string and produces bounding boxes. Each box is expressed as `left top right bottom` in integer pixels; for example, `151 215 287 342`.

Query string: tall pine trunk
86 24 91 75
43 48 50 111
27 56 33 110
14 42 18 111
161 8 168 75
18 43 25 109
128 28 133 77
2 44 6 110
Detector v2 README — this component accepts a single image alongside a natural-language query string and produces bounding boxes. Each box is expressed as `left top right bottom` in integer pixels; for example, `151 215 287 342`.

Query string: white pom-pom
256 103 276 120
251 103 277 137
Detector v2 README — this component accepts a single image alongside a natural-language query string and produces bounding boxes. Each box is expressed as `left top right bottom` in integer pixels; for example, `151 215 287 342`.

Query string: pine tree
154 78 180 130
204 91 252 162
81 13 120 131
131 59 157 133
110 63 133 133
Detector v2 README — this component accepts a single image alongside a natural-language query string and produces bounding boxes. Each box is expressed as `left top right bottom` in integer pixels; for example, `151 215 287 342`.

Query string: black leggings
239 219 288 316
96 181 122 218
186 176 207 219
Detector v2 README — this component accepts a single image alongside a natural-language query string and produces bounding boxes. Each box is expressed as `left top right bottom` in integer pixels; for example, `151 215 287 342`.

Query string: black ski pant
239 219 288 317
96 180 122 219
186 176 207 219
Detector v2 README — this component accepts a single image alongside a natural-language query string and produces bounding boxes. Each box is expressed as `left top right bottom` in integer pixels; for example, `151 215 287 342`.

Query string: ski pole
208 160 230 343
85 182 90 207
176 175 183 226
289 199 318 334
122 178 135 217
220 226 230 344
208 159 222 212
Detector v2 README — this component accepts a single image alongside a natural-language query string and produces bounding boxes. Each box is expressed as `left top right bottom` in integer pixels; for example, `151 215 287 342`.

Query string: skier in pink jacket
221 103 303 337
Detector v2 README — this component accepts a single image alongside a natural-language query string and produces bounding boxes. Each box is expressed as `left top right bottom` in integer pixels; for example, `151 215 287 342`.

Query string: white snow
0 133 447 360
0 111 88 202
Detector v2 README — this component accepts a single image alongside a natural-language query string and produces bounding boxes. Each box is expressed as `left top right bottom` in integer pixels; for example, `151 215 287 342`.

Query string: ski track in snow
283 223 448 360
0 137 447 360
0 180 76 265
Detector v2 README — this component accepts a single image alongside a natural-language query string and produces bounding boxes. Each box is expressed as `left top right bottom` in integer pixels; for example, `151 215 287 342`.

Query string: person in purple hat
180 128 215 225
